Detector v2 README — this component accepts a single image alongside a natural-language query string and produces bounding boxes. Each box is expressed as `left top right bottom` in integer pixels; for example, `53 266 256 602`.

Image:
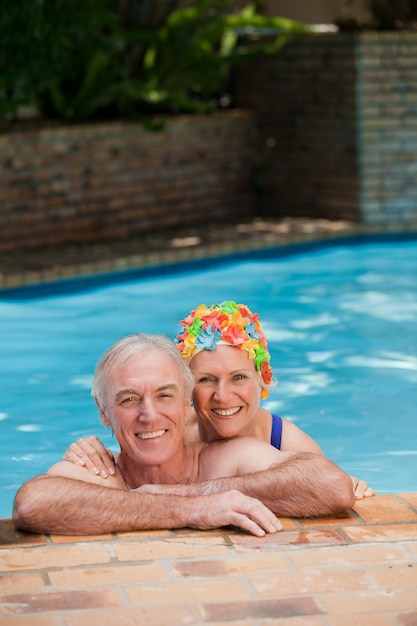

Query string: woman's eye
198 376 213 384
233 374 246 381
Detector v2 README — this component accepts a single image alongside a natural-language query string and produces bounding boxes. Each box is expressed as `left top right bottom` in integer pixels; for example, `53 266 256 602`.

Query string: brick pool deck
1 493 417 625
1 217 416 624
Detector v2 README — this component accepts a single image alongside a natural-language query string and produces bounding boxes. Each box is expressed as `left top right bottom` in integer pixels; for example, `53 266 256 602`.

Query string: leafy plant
0 0 118 120
0 0 309 123
131 1 308 113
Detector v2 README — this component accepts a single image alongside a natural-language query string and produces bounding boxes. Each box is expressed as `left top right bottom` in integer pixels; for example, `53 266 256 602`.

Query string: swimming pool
1 236 416 518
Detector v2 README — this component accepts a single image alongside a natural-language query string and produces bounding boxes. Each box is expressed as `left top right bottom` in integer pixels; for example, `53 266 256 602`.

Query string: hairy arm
213 450 355 517
139 441 355 518
12 472 282 537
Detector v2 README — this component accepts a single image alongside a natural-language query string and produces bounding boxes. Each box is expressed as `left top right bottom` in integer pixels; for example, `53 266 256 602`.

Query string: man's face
101 350 190 467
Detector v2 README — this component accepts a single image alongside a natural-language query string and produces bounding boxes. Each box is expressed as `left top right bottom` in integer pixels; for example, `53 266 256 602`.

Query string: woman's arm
280 419 323 454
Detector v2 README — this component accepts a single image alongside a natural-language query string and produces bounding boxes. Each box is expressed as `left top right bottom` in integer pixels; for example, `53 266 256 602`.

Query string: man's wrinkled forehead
104 351 184 395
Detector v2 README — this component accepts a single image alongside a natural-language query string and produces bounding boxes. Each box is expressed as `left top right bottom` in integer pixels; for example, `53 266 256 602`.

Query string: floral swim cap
176 301 273 399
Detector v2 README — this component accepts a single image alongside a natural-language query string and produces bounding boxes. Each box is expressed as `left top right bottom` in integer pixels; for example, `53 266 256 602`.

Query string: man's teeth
213 408 240 416
136 430 166 440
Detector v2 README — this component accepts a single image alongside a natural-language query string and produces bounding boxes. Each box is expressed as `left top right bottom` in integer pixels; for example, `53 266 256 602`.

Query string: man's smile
135 429 167 440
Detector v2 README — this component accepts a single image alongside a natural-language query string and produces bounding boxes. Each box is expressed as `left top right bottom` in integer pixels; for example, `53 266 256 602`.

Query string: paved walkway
1 493 417 625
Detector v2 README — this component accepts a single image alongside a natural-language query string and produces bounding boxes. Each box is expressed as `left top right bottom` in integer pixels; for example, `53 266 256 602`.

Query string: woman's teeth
212 408 240 416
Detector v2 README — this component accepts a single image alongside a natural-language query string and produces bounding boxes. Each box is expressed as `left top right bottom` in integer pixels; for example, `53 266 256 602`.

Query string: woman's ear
95 398 111 427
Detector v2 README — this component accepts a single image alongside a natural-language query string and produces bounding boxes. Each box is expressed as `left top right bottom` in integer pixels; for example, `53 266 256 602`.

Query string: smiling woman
1 236 416 518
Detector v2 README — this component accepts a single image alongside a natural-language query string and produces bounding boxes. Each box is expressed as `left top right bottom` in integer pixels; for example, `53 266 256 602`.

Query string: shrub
0 0 308 122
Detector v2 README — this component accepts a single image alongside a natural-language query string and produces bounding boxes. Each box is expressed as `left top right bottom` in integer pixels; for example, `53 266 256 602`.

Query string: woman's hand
62 436 116 478
350 476 375 499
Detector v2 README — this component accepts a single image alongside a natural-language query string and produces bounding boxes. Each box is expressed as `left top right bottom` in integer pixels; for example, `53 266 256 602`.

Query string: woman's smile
211 407 241 417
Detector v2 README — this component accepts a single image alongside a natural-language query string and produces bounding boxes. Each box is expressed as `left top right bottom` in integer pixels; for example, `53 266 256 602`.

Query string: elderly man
13 333 354 536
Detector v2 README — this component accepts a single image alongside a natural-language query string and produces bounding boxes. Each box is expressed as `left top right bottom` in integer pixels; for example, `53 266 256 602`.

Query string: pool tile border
2 492 417 550
2 219 417 293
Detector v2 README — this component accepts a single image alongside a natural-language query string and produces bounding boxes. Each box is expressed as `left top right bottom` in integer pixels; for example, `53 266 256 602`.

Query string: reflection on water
0 238 416 517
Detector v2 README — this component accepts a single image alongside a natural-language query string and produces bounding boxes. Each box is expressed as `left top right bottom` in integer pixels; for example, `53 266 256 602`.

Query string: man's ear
184 397 193 419
95 398 111 427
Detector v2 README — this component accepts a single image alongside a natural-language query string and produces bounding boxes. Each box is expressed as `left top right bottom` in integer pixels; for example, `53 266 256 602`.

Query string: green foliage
0 0 309 123
0 0 118 120
134 0 308 113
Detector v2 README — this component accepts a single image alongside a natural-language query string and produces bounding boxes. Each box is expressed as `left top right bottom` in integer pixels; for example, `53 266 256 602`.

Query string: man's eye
121 396 137 405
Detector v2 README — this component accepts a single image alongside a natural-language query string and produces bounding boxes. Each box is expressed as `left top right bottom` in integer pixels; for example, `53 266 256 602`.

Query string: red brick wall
0 111 255 253
235 31 417 225
2 32 417 255
356 32 417 223
235 33 360 221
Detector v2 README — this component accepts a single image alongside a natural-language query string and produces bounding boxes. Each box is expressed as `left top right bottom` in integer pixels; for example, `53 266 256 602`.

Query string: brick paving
1 493 417 625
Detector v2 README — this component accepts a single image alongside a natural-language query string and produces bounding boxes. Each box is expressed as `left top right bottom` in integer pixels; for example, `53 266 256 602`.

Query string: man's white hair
92 333 195 409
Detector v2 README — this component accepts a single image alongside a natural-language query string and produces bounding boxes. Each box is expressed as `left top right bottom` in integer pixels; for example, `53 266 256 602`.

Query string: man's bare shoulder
47 461 127 489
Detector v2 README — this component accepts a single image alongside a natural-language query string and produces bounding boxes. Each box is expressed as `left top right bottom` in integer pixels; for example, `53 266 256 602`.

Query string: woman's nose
213 380 231 401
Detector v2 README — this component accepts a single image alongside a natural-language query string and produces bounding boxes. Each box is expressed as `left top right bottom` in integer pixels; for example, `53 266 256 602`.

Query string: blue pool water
1 236 416 518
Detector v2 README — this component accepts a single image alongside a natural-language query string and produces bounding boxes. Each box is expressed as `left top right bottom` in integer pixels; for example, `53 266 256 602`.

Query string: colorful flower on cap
176 301 273 398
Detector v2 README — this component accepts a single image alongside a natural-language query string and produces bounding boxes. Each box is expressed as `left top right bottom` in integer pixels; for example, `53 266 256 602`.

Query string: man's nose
136 396 155 420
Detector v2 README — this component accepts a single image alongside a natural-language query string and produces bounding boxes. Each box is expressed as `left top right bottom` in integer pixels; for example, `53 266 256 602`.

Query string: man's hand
189 490 282 537
137 486 282 537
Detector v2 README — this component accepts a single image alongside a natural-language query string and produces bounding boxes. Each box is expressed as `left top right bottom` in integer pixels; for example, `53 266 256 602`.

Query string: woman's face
189 345 263 441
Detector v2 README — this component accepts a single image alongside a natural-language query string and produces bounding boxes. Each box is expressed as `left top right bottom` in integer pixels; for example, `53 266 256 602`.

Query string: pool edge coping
2 219 417 295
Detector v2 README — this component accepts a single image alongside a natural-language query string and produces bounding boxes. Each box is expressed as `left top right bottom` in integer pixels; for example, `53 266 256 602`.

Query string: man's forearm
153 453 355 518
12 474 197 535
225 453 355 517
13 474 285 537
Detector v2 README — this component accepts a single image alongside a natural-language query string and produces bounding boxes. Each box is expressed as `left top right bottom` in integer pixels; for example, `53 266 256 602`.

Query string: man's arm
12 473 282 537
218 450 355 517
140 442 356 518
